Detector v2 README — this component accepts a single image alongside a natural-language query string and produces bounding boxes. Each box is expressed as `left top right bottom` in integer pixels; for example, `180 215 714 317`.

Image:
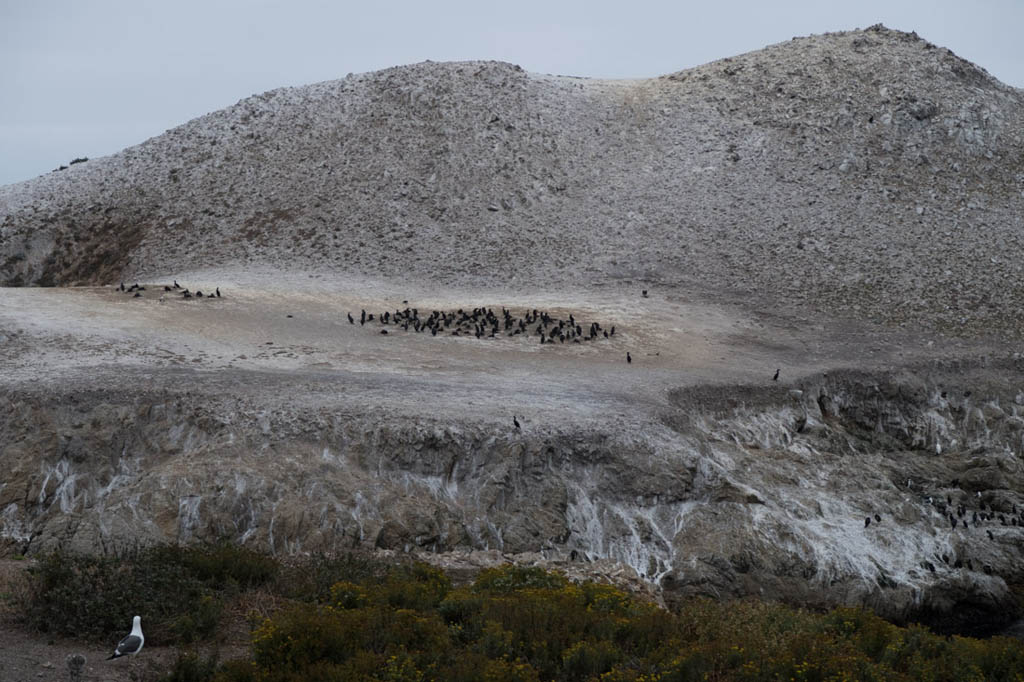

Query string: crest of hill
1 25 1022 336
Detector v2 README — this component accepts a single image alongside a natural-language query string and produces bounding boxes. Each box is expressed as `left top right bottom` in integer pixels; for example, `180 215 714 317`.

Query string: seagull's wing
114 634 143 657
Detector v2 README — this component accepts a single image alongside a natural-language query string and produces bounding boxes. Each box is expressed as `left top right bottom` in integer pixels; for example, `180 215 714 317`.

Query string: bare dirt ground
0 267 973 408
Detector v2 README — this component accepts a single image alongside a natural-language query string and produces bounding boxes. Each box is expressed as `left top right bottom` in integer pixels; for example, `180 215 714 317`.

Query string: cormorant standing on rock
216 288 221 297
120 282 125 292
174 280 180 289
773 368 780 381
874 514 881 523
642 290 648 298
864 517 871 528
164 286 171 292
513 416 520 429
348 313 354 324
626 352 632 364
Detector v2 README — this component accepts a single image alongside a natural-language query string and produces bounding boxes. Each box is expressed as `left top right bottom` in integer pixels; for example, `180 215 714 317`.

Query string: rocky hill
2 24 1022 336
2 25 1024 637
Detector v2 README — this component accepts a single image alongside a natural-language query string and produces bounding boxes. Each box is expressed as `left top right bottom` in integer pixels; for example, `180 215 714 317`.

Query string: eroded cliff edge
3 361 1022 634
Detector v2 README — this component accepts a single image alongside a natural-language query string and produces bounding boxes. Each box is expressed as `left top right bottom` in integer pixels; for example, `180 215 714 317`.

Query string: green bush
277 551 392 602
158 650 220 682
24 543 271 645
172 594 222 643
229 567 1024 682
378 563 451 611
474 565 568 593
24 548 213 644
330 580 369 610
160 543 278 589
23 548 1024 681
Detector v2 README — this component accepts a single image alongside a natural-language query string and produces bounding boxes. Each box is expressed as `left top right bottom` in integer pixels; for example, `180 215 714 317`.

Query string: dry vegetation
4 549 1024 681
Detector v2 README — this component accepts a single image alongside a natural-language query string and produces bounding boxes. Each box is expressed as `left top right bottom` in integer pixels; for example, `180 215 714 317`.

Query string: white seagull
107 615 144 660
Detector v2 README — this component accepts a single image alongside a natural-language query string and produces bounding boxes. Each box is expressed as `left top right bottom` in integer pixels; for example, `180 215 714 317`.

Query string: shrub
157 650 220 682
172 594 222 643
378 563 451 611
23 543 271 645
29 548 1024 681
277 551 392 602
474 565 568 593
161 543 278 589
330 581 369 610
562 639 622 679
24 548 213 644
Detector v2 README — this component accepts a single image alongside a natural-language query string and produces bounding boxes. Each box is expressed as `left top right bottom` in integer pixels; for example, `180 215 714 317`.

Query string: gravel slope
2 24 1023 337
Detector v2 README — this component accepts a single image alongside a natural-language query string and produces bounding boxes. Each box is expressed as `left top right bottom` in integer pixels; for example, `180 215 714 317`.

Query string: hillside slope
2 24 1023 335
3 26 1024 636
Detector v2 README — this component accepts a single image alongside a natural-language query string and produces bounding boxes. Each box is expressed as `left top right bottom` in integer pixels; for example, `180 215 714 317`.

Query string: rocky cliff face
3 362 1022 634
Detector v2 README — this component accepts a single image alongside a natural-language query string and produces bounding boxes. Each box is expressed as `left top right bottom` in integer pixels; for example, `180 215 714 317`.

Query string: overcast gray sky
2 0 1021 187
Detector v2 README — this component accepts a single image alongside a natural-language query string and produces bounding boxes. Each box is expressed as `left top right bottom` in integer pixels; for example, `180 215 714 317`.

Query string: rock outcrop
2 363 1022 634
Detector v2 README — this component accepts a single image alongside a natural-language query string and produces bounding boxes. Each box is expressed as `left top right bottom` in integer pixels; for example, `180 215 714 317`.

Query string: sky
1 0 1021 187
